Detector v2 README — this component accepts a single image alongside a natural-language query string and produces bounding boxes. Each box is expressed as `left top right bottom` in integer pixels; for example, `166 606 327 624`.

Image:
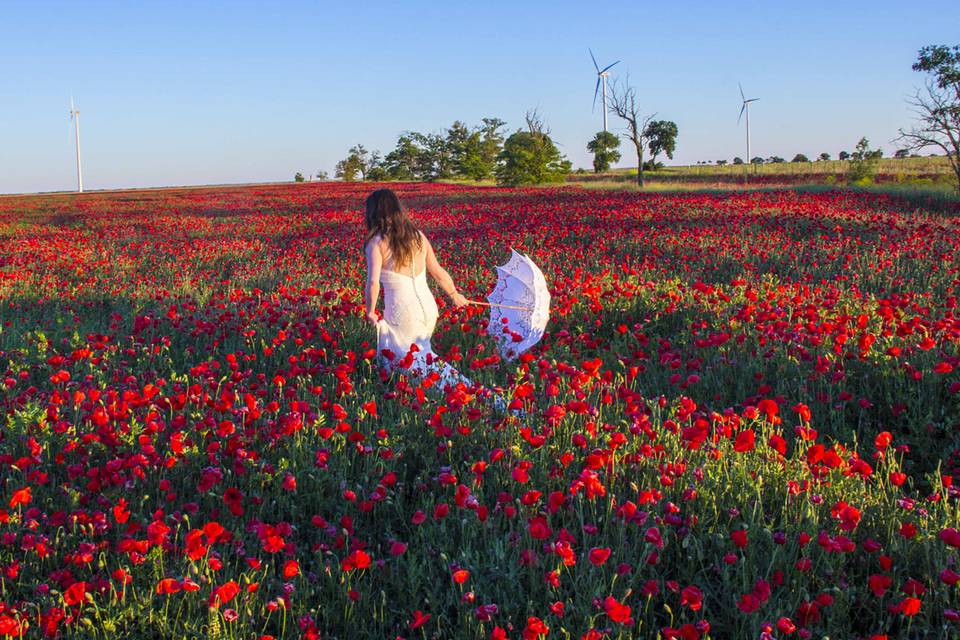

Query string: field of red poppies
0 182 958 639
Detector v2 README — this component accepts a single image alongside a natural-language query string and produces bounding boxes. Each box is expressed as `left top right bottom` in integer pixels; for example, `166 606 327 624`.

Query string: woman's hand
366 310 380 326
450 291 469 308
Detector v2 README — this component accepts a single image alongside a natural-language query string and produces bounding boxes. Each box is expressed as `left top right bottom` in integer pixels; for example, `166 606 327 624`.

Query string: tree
477 118 507 179
383 135 421 180
454 118 506 180
365 151 388 181
335 144 371 181
751 157 764 164
294 172 305 183
717 159 728 166
316 170 329 180
896 44 960 191
495 110 571 186
446 120 472 173
411 132 454 180
645 120 678 169
819 152 831 161
607 77 655 187
839 150 851 161
894 149 910 159
733 157 744 165
792 153 809 163
767 156 785 164
848 137 881 182
587 131 621 173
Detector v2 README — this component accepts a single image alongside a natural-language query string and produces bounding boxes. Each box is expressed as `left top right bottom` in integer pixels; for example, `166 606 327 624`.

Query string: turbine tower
70 97 83 193
738 83 759 164
590 49 619 132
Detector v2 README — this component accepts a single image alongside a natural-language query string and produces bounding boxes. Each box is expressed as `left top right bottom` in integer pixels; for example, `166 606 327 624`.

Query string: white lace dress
376 264 470 389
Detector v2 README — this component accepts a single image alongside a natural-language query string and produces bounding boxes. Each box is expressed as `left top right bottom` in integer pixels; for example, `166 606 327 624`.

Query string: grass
584 155 955 178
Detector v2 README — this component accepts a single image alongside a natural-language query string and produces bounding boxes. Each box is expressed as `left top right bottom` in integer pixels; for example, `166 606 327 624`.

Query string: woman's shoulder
364 234 385 255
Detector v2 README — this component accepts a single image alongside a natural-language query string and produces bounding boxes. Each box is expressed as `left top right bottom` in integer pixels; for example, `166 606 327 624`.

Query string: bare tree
896 83 960 191
895 45 960 192
606 76 655 187
524 109 550 135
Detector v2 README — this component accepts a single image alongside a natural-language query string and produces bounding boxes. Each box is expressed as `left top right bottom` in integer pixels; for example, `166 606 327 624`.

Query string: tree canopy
645 120 678 167
586 131 621 173
496 111 571 186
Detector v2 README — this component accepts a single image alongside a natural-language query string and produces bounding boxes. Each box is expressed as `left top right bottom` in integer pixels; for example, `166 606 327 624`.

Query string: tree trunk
636 147 645 188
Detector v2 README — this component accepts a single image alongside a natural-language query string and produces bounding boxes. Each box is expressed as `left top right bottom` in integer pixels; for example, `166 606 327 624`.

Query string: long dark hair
364 188 422 269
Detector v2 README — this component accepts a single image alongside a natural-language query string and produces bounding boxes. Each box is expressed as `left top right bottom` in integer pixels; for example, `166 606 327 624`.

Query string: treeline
334 112 571 186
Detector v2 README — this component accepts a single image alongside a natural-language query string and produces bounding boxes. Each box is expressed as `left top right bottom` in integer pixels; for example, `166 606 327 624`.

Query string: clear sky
2 1 957 194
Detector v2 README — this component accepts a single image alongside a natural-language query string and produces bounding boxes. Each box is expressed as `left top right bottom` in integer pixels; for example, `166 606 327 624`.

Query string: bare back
377 231 428 277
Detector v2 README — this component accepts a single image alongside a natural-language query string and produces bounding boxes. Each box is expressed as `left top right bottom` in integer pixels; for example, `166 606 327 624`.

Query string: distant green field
678 155 947 175
579 155 951 177
568 156 958 198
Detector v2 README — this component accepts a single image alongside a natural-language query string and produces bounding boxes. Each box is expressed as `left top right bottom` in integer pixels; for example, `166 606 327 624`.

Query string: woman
363 188 473 389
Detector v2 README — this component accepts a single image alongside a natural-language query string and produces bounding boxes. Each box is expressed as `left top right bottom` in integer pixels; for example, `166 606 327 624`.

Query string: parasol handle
467 300 533 312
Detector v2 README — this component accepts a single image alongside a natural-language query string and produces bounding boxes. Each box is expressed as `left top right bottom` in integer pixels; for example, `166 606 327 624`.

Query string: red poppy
210 581 240 608
869 574 892 597
604 596 631 623
8 487 31 509
156 578 182 595
680 585 703 611
342 550 372 572
410 610 431 629
523 616 549 639
734 430 756 452
589 547 611 565
893 597 921 616
731 529 748 549
64 581 87 607
282 560 300 578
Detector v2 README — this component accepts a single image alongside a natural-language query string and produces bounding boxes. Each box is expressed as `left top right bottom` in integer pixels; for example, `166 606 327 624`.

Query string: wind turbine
70 97 83 193
590 49 619 132
738 83 759 164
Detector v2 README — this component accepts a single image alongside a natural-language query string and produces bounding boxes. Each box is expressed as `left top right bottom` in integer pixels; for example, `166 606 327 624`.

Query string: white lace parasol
471 249 550 360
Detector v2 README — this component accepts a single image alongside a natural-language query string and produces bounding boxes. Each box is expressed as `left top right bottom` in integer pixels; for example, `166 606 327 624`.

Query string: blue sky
2 1 957 193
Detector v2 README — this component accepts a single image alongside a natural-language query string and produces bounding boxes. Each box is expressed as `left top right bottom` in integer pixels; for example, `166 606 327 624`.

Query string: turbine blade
739 82 745 101
589 48 599 72
601 60 620 73
593 78 601 111
738 103 746 124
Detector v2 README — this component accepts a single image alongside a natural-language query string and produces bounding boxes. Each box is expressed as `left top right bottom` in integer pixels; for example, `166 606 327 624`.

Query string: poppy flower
734 430 756 452
589 547 611 565
63 581 87 606
680 585 703 611
523 616 549 639
604 595 631 623
282 560 300 578
868 574 892 597
8 487 31 509
342 550 372 572
209 580 240 608
410 610 431 629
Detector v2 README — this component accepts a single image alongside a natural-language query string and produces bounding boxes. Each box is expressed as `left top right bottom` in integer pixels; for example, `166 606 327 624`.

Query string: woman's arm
423 234 468 308
364 238 383 325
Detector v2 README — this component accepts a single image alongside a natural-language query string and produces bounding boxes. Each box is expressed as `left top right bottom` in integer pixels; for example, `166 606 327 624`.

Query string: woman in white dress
362 188 473 389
